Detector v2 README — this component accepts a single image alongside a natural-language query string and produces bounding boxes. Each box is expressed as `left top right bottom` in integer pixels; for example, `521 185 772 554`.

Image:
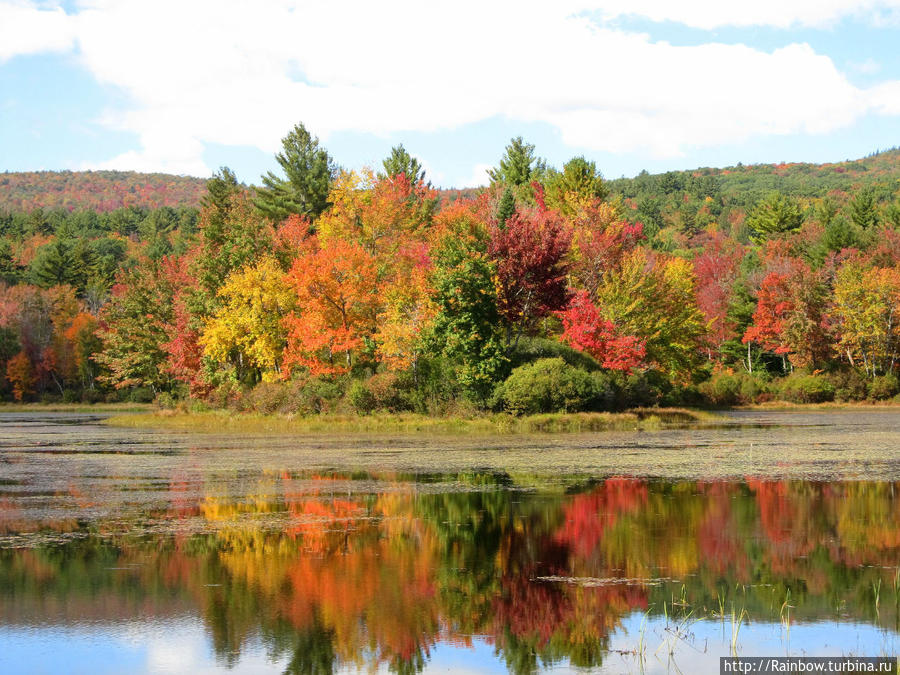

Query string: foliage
595 249 706 380
698 370 767 406
379 144 426 185
426 234 508 404
776 373 835 403
253 123 336 222
200 257 295 383
488 209 571 346
746 192 803 244
495 358 607 415
282 237 379 376
557 291 645 371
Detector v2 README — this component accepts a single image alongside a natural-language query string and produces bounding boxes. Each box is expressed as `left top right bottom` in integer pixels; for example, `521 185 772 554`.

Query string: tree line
2 125 900 408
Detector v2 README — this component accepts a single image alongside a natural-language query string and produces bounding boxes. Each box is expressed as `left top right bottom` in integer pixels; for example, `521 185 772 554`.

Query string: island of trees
1 126 900 413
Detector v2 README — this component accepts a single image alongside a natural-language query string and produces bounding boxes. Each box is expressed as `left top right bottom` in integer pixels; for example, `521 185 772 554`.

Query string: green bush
777 374 835 403
129 386 156 403
868 374 899 400
289 377 344 415
347 381 375 414
612 369 674 408
62 390 79 404
496 358 603 415
828 370 868 402
508 337 601 372
699 371 766 406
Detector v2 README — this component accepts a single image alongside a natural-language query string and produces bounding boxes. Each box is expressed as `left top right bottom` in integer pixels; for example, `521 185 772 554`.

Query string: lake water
0 411 898 673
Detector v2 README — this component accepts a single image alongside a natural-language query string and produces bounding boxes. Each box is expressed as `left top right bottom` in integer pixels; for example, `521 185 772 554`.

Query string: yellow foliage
200 257 295 376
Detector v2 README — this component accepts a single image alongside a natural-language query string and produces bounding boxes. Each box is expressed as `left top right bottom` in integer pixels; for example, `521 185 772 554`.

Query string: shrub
828 370 868 402
129 386 156 403
348 381 377 415
699 371 766 406
62 390 79 404
777 374 835 403
868 374 899 400
508 337 601 372
612 369 674 408
243 381 291 414
496 358 602 415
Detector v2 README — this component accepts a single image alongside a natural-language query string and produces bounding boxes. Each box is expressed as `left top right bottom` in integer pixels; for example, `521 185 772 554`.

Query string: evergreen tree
0 238 19 285
849 188 879 230
545 156 609 207
488 136 545 188
747 192 803 244
379 144 426 185
495 188 515 229
253 123 336 222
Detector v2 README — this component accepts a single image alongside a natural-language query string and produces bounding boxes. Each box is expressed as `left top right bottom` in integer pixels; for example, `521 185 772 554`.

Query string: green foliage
254 123 336 222
827 370 868 402
777 374 835 403
849 188 879 230
379 145 426 185
544 156 609 207
495 188 515 228
495 358 606 415
868 374 899 400
508 337 601 372
29 238 96 294
488 136 545 190
0 238 20 284
348 380 378 415
426 237 508 404
747 192 803 244
698 371 767 406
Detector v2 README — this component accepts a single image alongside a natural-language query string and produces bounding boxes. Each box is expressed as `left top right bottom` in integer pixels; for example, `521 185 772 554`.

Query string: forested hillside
609 148 900 244
1 131 900 409
0 170 208 212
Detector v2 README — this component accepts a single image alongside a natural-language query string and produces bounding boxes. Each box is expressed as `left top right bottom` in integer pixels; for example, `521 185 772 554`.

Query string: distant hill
0 170 209 213
610 148 900 205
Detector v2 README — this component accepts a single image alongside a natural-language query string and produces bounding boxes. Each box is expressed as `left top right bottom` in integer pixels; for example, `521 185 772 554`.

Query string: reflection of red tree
696 482 749 580
282 472 369 553
553 478 649 559
747 479 818 573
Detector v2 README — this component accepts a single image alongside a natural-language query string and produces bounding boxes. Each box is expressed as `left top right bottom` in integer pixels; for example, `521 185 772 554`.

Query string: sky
0 1 899 188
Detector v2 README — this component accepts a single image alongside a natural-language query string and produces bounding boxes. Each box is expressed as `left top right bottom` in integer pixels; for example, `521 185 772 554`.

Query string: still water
0 412 898 673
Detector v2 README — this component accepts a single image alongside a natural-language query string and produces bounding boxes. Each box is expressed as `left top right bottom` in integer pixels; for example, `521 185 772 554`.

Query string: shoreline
102 407 716 434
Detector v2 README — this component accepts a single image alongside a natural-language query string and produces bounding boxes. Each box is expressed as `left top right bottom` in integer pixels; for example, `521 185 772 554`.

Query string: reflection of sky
1 616 897 674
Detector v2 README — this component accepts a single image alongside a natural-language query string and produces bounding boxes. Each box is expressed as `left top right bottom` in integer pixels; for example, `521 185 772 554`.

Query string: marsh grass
105 407 715 435
0 402 153 413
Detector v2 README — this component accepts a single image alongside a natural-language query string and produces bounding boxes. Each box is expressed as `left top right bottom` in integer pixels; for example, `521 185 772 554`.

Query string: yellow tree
200 257 295 382
375 244 436 372
831 263 900 377
595 249 707 380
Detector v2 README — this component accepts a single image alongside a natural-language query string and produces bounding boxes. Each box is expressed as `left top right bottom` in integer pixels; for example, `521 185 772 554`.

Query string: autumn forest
2 126 900 412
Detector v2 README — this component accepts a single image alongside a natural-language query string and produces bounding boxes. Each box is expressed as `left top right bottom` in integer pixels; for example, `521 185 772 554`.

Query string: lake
0 411 898 673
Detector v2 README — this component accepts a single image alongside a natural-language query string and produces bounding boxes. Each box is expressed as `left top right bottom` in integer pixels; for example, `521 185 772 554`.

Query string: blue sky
1 1 899 188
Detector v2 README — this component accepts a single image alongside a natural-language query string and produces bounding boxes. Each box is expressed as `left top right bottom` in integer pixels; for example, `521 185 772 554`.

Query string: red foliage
557 291 645 371
488 209 571 335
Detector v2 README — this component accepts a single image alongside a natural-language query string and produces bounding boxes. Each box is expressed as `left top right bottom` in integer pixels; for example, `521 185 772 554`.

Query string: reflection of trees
0 476 898 671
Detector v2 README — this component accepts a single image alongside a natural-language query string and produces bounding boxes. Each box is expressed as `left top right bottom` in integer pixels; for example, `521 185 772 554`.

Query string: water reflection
1 468 898 673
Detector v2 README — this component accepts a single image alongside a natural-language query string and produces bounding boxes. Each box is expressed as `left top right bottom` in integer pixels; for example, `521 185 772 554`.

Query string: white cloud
465 164 493 188
2 0 900 178
0 1 74 62
584 0 900 29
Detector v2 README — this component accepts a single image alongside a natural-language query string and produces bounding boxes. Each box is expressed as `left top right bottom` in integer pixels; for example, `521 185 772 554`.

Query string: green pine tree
378 144 426 185
747 192 803 244
253 123 336 222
